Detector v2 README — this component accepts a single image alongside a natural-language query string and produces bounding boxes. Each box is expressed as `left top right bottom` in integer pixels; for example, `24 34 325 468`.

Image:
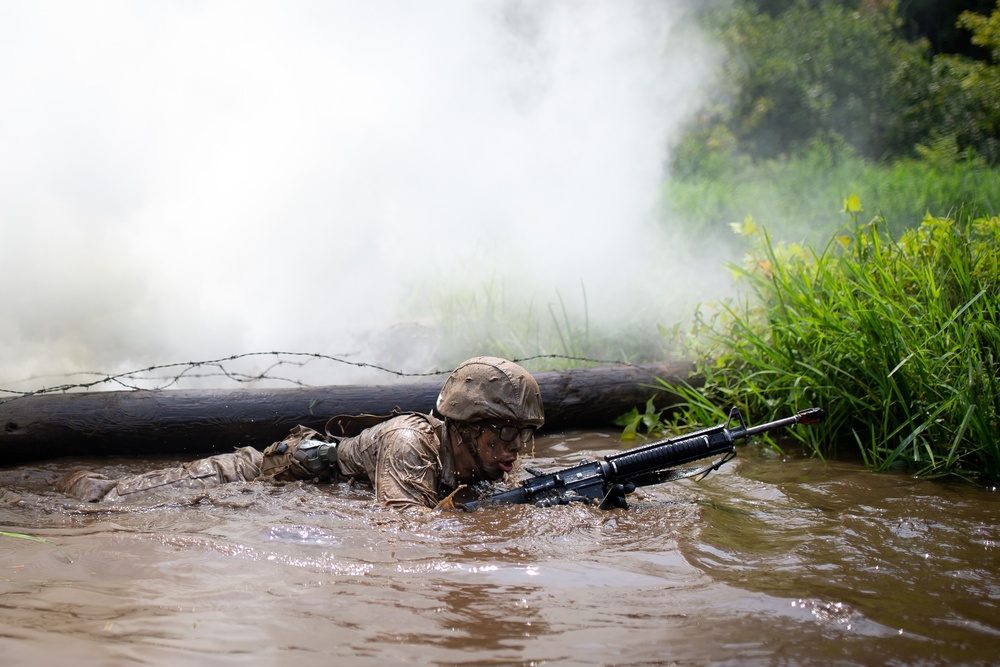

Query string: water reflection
1 430 997 665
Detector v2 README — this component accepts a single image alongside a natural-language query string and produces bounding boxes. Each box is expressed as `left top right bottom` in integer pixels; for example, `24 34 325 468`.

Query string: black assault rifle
461 407 826 511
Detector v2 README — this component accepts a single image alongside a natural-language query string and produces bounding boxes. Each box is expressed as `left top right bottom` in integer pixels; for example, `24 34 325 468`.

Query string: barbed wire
0 351 634 404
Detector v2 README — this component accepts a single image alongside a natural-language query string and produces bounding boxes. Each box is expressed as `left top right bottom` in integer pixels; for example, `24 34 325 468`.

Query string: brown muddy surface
1 429 997 666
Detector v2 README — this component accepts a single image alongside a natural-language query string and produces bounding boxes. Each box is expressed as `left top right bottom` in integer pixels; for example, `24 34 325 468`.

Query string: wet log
0 362 698 465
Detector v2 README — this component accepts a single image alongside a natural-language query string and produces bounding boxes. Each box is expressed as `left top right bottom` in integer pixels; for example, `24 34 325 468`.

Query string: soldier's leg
56 470 117 502
57 447 264 502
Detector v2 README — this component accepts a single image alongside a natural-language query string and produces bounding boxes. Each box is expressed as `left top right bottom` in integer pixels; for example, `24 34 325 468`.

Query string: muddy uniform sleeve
374 426 442 510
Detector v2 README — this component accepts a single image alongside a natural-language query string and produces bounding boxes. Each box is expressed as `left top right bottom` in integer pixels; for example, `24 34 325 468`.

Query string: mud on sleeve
374 427 442 510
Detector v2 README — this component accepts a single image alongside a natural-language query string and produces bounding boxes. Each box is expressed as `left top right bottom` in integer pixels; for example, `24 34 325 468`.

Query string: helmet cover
435 356 544 427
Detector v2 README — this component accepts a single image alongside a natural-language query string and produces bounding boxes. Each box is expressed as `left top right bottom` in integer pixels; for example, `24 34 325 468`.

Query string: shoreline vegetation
651 0 1000 483
656 200 998 484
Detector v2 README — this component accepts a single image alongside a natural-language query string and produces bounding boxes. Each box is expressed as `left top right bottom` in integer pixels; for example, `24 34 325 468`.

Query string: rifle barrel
742 408 826 438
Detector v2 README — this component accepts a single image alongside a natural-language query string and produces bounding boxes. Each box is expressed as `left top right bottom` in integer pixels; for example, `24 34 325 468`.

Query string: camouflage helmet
435 356 544 427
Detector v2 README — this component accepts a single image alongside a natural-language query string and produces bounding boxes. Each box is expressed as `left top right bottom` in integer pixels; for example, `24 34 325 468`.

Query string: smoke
0 0 722 388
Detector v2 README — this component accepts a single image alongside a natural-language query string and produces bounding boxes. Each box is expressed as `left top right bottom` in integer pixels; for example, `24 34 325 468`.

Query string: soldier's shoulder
379 411 440 433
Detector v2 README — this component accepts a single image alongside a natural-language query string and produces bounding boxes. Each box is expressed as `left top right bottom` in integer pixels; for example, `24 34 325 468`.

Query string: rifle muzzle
797 408 826 425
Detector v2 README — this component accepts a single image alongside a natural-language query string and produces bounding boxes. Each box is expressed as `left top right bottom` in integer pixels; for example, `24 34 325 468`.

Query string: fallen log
0 362 698 465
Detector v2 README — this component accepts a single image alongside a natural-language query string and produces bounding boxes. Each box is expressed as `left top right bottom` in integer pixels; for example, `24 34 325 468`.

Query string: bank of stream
1 429 997 665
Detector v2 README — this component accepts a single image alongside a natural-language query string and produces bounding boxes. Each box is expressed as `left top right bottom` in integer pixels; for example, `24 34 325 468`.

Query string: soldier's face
473 423 529 480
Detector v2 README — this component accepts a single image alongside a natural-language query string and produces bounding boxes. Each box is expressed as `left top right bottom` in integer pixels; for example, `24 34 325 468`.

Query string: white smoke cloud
0 0 722 388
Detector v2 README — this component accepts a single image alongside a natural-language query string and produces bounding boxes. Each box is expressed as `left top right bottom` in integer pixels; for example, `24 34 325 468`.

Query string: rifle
461 407 826 511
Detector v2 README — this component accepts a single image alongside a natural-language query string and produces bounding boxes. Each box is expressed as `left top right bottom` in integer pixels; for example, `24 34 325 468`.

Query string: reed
665 201 1000 481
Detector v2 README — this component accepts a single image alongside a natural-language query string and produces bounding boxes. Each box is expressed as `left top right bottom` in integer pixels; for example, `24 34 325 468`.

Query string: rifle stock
461 407 825 511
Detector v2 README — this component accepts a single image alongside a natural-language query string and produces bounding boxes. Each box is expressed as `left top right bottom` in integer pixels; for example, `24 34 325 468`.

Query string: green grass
665 141 1000 245
661 202 1000 482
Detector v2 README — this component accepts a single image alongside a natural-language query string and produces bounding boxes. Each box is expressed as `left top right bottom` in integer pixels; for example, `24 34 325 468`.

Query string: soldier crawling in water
57 356 544 511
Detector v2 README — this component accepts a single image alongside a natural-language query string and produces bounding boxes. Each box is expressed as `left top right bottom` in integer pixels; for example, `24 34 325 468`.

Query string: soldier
57 356 545 511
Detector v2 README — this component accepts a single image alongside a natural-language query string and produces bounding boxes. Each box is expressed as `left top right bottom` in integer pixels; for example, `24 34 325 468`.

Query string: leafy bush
679 1 1000 170
662 202 1000 481
684 1 928 164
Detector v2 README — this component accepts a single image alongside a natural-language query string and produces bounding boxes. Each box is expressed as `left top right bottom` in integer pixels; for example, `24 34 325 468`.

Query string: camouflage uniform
57 414 462 510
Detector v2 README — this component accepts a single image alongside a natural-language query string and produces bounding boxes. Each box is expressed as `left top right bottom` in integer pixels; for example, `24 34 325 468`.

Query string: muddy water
1 430 997 666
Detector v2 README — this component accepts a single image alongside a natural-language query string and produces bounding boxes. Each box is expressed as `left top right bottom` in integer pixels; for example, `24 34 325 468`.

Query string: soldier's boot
56 447 265 503
56 470 118 502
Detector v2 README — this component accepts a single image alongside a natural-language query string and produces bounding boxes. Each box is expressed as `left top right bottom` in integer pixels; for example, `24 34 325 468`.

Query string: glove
291 439 339 478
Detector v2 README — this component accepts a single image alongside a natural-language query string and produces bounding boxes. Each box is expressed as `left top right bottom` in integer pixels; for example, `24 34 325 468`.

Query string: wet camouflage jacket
58 413 461 511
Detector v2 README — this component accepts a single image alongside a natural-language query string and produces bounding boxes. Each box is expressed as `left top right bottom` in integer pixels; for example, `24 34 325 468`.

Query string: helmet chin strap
451 421 488 481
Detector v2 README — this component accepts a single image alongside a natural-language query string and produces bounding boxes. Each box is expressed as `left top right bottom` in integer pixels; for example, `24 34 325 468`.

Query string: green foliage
960 2 1000 61
895 0 997 55
665 203 1000 481
957 3 1000 149
893 41 1000 164
666 138 1000 243
614 397 665 441
681 0 1000 169
689 1 927 163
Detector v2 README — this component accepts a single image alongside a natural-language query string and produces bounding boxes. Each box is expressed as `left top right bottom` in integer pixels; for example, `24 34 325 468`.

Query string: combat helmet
435 356 544 427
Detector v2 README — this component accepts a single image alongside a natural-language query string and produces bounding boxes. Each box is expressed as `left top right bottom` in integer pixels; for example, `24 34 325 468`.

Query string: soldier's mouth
498 461 514 473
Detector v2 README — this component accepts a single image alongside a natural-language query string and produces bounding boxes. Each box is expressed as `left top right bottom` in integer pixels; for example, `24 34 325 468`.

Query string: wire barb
0 351 641 405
